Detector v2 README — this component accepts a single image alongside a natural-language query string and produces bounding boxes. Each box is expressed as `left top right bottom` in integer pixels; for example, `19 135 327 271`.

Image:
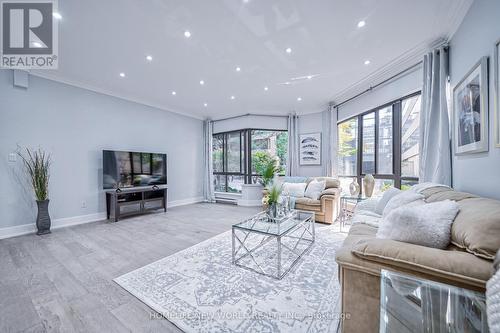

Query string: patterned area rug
114 226 346 333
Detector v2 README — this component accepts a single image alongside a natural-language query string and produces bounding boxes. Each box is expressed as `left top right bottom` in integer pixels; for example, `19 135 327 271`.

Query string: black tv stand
105 185 168 222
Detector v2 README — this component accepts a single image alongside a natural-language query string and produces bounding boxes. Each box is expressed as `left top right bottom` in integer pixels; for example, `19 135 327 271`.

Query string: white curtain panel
322 108 337 177
331 106 339 177
419 47 452 186
286 114 299 176
202 120 215 202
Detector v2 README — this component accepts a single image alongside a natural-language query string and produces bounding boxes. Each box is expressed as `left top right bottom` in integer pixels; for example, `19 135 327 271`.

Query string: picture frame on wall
495 39 500 147
299 132 321 165
453 56 489 155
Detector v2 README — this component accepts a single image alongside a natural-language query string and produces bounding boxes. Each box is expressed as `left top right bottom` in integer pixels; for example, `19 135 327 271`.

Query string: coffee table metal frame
231 210 315 280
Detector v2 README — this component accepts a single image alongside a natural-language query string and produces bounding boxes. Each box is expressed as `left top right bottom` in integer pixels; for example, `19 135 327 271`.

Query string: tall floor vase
36 200 51 235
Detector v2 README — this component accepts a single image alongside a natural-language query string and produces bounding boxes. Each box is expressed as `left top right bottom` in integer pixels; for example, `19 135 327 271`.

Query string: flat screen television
103 150 167 189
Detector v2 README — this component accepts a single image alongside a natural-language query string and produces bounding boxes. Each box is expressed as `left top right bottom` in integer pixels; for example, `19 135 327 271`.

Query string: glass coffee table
380 270 488 333
232 210 315 279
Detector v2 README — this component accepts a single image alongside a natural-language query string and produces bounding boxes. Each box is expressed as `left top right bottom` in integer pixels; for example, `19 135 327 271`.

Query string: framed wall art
299 132 321 165
453 56 489 155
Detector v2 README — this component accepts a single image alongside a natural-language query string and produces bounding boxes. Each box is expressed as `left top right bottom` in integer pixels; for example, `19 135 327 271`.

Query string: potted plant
263 182 282 218
18 148 52 235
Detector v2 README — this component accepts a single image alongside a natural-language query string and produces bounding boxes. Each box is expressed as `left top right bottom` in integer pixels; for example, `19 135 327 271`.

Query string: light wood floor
0 203 266 333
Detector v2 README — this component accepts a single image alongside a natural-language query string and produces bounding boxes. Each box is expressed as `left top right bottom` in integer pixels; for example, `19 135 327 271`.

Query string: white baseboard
0 224 36 240
0 196 204 240
168 196 204 208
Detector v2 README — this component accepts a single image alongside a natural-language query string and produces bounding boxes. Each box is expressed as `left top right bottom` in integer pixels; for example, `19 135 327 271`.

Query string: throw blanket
487 251 500 332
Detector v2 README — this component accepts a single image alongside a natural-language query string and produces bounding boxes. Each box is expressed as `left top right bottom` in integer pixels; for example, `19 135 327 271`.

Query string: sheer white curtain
321 105 338 177
286 114 299 176
202 119 215 202
420 47 452 186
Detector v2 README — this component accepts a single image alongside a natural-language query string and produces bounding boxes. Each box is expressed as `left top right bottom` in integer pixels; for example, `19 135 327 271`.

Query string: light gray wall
449 0 500 200
0 70 204 228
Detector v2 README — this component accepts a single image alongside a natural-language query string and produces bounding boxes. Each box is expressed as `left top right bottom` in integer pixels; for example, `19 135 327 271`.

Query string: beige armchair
294 177 341 224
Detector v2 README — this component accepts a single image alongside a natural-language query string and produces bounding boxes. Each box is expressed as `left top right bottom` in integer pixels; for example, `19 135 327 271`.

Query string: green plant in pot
18 148 52 235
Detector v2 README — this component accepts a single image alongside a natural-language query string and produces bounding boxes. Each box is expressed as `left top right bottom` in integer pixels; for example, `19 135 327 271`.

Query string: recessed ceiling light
235 66 241 72
357 20 366 28
285 47 292 54
264 86 269 91
171 91 176 95
184 30 191 38
119 72 126 78
242 0 250 3
199 80 205 85
230 96 235 100
307 75 312 79
146 55 153 61
284 81 291 85
364 60 371 65
53 12 62 20
203 103 208 107
297 97 302 101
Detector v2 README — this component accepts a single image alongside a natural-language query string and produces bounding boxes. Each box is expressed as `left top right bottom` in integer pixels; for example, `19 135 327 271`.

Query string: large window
337 92 421 195
213 129 287 193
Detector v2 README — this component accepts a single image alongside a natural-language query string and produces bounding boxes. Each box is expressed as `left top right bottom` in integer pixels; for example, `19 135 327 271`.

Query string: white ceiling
32 0 472 120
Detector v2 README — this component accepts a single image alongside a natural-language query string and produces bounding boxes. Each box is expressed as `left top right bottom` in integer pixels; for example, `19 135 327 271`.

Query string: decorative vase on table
363 174 375 198
349 178 360 196
267 203 278 219
36 199 51 235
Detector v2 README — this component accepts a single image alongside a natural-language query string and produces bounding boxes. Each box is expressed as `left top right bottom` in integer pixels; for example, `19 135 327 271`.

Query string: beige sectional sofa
335 186 500 332
283 177 341 224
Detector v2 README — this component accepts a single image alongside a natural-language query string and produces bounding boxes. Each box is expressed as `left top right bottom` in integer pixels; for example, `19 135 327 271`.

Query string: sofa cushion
295 197 321 212
350 238 492 289
321 188 339 197
451 197 500 260
309 177 340 189
421 188 477 203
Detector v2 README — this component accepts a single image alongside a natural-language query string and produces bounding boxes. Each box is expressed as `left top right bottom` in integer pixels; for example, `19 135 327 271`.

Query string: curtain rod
213 113 288 123
332 60 423 109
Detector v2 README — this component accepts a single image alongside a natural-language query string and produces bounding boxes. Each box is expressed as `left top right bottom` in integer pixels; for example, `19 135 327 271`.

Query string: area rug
114 227 346 333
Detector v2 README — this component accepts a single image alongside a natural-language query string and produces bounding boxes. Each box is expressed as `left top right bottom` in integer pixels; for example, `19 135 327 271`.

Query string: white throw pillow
375 187 402 215
304 180 326 200
376 200 460 249
382 190 424 217
282 183 307 198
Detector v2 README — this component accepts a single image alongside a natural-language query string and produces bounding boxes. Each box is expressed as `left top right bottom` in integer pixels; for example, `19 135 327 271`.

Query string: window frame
338 91 421 191
213 128 288 193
